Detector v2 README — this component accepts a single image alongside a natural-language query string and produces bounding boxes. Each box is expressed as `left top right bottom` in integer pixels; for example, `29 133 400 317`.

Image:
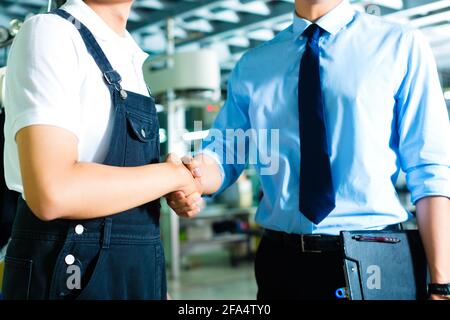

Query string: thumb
182 156 202 178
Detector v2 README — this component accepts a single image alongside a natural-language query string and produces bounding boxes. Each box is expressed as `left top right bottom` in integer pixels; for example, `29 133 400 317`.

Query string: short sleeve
4 14 83 140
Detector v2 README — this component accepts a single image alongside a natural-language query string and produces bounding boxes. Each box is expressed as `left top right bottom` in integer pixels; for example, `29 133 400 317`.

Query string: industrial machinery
0 19 22 50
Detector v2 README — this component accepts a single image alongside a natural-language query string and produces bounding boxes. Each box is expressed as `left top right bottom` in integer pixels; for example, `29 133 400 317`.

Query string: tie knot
303 24 323 42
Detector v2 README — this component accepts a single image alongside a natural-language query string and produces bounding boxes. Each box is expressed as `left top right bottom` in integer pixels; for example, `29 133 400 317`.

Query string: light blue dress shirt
201 0 450 235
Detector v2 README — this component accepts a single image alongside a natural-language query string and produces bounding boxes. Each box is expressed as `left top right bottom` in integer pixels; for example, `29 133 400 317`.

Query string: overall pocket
75 249 108 300
125 112 159 166
2 256 33 300
127 112 156 142
49 242 107 300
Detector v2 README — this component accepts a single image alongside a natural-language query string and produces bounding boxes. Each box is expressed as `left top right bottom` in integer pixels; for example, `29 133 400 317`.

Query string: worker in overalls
2 0 202 299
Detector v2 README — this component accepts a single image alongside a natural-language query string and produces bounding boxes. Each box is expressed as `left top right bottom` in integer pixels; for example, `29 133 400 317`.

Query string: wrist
167 161 191 190
430 269 450 284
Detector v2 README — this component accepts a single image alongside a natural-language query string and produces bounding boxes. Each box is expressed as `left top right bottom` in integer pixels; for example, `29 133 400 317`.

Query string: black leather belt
264 229 341 254
264 224 401 254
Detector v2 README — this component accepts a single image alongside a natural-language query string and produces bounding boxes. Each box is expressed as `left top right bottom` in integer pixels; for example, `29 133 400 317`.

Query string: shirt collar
62 0 129 42
61 0 149 66
292 0 356 39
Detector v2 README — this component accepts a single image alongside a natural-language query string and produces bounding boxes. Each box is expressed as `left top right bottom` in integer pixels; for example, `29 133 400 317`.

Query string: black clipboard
340 230 428 300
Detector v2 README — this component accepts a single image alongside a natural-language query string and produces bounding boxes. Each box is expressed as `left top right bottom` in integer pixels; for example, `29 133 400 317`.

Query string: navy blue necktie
298 24 335 224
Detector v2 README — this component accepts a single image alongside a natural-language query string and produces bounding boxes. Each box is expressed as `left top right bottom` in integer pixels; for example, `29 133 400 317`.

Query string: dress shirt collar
292 0 356 39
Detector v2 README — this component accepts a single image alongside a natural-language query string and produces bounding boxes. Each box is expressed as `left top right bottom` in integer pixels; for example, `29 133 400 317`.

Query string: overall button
120 89 128 99
141 128 146 138
65 254 75 265
75 224 84 235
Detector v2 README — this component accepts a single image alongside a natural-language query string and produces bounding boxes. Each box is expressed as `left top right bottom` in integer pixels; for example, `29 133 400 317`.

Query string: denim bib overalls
2 9 166 300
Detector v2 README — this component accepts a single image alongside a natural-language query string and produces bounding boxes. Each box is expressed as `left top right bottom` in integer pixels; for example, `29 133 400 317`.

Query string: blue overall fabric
1 9 166 300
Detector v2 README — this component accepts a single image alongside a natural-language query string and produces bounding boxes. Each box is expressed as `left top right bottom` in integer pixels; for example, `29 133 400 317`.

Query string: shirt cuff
196 148 227 196
406 164 450 204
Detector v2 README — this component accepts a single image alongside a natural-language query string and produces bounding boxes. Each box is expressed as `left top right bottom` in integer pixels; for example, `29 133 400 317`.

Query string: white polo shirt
3 0 150 194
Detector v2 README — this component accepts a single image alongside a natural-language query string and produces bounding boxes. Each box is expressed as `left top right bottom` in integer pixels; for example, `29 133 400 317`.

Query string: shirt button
299 36 304 40
75 224 84 235
65 254 75 265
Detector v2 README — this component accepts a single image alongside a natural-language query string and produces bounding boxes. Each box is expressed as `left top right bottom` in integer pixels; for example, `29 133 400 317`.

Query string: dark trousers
255 234 346 300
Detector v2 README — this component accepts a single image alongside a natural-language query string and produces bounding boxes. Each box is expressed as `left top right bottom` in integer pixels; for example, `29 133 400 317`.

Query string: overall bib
2 9 166 300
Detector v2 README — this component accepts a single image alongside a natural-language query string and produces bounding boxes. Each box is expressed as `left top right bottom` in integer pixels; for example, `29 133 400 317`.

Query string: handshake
165 154 205 218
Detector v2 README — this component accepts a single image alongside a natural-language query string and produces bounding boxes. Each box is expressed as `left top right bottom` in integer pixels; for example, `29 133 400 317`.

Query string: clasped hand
165 154 204 218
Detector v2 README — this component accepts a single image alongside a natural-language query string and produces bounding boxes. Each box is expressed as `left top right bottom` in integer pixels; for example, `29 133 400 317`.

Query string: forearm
416 196 450 283
18 126 197 221
194 153 223 195
24 161 186 220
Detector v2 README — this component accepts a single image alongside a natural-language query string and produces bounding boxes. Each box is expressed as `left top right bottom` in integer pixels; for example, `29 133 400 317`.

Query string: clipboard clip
352 235 401 244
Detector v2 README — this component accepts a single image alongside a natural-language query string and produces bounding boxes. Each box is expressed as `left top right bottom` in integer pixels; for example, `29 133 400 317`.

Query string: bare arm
416 196 450 300
17 125 200 221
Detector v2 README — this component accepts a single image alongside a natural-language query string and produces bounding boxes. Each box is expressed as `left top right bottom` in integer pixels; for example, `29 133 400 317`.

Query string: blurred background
0 0 449 299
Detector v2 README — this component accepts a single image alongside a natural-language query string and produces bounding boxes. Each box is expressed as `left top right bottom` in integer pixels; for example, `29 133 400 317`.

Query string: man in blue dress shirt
166 0 450 299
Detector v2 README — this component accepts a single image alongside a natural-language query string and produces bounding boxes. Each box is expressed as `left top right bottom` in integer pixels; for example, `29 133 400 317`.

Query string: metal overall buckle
103 71 128 100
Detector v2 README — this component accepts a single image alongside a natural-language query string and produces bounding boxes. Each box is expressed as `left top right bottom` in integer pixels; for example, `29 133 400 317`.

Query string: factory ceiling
0 0 449 87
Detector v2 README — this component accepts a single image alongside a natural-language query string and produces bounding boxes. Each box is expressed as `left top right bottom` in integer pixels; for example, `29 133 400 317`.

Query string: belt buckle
300 234 322 253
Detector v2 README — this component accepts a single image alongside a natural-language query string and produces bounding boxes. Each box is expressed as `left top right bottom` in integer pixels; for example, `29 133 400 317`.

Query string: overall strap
52 9 127 99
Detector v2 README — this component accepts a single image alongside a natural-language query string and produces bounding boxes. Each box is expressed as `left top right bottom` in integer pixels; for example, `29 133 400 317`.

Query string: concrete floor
167 253 258 300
